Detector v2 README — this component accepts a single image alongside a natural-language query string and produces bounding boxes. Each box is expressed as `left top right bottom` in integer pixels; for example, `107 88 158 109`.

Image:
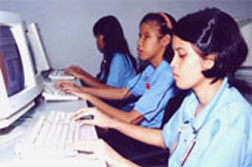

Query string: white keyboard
15 111 95 160
42 83 79 101
49 69 75 80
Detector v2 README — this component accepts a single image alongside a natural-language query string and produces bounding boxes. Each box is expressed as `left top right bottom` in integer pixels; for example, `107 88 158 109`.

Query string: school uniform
126 60 176 128
96 52 135 109
162 77 252 167
99 52 135 88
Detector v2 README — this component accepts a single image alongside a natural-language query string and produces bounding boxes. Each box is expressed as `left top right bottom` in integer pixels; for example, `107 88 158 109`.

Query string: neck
150 50 165 68
194 78 224 117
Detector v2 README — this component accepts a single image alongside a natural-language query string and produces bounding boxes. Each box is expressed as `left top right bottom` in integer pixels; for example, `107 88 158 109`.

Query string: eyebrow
173 47 184 51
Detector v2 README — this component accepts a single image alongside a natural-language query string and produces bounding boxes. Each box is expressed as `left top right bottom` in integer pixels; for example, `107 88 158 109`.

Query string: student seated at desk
63 15 136 89
57 12 177 129
69 8 252 167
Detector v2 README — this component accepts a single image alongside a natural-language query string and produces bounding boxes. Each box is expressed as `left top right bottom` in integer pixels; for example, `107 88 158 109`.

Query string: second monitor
26 23 74 80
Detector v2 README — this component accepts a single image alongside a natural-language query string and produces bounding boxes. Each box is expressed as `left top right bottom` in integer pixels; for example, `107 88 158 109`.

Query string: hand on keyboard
55 80 84 98
43 83 78 101
49 69 75 80
69 138 125 167
69 139 104 160
55 79 74 89
71 107 113 129
65 65 85 79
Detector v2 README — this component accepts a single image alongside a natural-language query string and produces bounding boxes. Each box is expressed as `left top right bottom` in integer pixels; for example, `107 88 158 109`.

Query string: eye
178 54 186 58
143 34 150 39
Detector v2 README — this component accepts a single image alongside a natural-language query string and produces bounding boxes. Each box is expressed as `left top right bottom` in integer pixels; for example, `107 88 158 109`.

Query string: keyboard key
15 111 87 159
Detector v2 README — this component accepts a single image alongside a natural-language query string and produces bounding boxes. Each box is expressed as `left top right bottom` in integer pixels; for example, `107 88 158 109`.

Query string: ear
161 34 171 47
202 53 216 70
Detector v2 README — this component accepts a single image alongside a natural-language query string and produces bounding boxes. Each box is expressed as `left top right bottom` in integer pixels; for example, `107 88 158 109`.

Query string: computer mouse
78 114 94 121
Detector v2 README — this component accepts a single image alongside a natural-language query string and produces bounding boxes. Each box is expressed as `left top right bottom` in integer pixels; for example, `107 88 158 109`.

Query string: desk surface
0 97 106 167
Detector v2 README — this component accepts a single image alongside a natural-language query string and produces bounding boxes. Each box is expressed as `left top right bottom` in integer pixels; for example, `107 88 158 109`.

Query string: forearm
88 95 166 148
77 71 110 89
86 95 137 123
81 87 129 100
110 118 166 149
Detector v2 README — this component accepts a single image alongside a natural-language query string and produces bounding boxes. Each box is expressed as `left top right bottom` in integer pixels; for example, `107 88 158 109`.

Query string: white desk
0 98 106 167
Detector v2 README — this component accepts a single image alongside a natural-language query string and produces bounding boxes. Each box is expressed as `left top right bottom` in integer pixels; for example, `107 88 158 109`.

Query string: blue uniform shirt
99 52 135 88
126 60 176 128
162 77 252 167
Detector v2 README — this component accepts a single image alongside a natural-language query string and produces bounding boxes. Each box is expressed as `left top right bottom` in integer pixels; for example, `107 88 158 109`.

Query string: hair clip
158 12 173 30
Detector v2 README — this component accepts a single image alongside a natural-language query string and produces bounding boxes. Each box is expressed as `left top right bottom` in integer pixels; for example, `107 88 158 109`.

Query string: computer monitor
0 11 42 129
26 23 75 80
240 20 252 67
26 23 51 73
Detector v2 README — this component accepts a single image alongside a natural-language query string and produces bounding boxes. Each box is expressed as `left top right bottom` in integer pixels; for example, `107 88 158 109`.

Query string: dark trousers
97 128 169 167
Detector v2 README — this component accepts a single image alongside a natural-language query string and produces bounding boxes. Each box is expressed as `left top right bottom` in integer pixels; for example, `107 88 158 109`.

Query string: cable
130 83 175 124
116 72 144 108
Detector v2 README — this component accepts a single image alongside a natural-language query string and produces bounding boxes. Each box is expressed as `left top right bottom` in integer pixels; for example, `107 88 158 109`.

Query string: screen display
0 26 24 97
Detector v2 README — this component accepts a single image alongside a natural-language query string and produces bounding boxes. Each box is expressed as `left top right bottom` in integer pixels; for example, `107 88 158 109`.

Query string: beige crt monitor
0 11 42 129
26 23 74 80
26 23 51 73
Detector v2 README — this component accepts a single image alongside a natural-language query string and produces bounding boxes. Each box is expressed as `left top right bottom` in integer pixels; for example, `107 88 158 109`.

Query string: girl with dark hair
59 12 177 128
62 15 136 89
69 8 252 167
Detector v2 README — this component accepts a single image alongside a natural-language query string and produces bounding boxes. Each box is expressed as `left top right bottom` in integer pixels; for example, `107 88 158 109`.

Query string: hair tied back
158 12 173 29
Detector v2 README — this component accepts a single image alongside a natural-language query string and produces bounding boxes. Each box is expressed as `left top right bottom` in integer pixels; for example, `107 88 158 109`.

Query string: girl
59 12 177 128
62 15 136 89
70 8 252 167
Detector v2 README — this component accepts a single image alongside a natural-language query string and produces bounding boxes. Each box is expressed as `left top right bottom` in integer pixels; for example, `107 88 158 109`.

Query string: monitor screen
0 26 24 97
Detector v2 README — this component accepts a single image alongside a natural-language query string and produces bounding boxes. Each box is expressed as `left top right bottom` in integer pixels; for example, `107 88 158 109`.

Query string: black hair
119 13 177 117
139 13 176 63
93 15 137 84
174 8 248 84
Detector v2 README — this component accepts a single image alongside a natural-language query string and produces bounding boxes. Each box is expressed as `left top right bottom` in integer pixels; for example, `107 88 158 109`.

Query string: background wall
0 0 251 75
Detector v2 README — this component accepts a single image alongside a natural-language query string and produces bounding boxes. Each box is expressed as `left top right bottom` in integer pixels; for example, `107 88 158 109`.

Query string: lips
137 48 143 55
172 72 179 79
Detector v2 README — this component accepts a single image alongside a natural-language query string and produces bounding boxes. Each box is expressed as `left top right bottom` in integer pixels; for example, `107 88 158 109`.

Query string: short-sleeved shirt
99 52 135 88
162 77 252 167
126 60 176 128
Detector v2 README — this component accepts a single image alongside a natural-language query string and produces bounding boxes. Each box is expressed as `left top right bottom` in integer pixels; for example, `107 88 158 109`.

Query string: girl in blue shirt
60 12 177 128
61 15 136 88
69 8 252 167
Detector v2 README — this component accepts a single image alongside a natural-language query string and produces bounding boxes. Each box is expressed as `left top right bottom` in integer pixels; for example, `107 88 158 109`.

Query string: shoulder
157 61 173 74
112 52 127 60
216 87 252 132
111 52 132 65
141 64 153 73
220 87 251 115
155 61 173 80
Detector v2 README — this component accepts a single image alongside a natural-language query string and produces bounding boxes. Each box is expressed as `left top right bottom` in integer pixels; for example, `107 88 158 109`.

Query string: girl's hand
70 107 113 129
69 139 105 160
65 66 85 79
69 139 137 167
55 80 90 100
60 83 81 94
55 80 74 89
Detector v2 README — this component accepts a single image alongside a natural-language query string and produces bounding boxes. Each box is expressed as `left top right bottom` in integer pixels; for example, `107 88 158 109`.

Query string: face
137 22 164 62
171 35 213 90
96 34 105 52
